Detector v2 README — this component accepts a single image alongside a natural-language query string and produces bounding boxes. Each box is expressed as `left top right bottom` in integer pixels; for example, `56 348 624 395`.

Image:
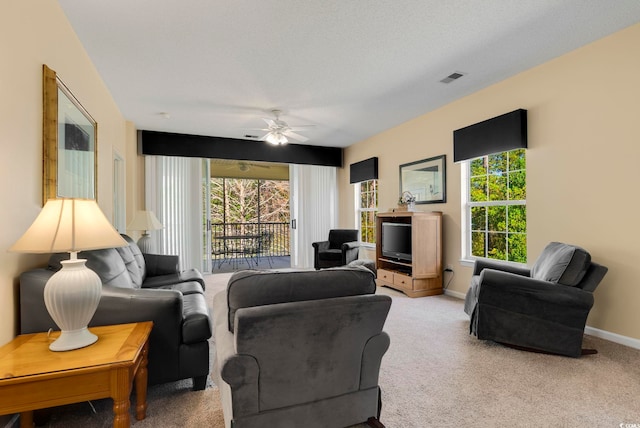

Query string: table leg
111 368 131 428
19 411 33 428
135 340 149 420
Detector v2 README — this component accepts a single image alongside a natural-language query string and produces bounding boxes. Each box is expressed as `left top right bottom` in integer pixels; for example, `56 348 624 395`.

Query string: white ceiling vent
440 72 466 84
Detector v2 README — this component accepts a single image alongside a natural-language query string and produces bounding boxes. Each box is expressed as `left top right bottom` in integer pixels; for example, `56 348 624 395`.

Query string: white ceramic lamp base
44 258 102 351
137 233 152 253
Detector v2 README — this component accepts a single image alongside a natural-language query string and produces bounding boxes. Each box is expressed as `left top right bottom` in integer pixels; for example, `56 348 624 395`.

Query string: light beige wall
0 1 130 346
339 23 640 340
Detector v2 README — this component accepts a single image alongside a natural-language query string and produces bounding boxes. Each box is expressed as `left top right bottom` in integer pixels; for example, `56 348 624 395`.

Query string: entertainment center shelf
376 211 442 298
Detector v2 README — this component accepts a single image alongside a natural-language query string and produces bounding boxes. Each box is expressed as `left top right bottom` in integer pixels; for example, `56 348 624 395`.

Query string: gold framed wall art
42 65 97 205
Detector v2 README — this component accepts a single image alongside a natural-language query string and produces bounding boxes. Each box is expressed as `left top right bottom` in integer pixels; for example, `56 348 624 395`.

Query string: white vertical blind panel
145 155 202 270
290 164 337 268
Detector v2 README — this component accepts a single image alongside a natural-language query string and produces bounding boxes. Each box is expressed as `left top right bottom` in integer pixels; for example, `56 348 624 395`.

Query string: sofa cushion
531 242 591 286
116 245 143 288
318 248 342 261
226 266 376 332
121 234 147 283
149 280 204 295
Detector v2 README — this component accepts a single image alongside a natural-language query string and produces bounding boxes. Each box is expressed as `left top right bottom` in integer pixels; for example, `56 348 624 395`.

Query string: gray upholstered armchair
212 267 391 428
312 229 360 269
464 242 608 357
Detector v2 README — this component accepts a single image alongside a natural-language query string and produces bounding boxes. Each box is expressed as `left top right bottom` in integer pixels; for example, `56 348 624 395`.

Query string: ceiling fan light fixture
266 132 288 145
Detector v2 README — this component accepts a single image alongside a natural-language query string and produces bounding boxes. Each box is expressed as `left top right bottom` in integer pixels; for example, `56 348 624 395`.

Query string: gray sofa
464 242 608 357
212 267 391 428
19 234 212 390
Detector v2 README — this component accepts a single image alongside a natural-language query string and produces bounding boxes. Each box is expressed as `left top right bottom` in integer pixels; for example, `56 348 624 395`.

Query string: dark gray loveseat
464 242 608 357
19 234 212 390
212 267 391 428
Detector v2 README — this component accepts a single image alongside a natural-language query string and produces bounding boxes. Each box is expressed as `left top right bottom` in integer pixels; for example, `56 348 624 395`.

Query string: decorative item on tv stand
127 210 163 253
10 198 128 351
397 191 416 212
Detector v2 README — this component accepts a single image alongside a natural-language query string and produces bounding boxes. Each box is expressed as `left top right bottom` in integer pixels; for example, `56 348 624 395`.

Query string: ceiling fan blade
288 125 316 131
263 118 275 127
284 131 309 142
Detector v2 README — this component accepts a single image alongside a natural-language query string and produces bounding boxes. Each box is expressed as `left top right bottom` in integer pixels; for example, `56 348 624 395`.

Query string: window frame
355 179 378 247
461 149 527 267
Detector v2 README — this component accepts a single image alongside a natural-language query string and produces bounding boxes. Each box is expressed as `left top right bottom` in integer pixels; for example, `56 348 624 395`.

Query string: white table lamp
10 198 127 351
127 210 163 253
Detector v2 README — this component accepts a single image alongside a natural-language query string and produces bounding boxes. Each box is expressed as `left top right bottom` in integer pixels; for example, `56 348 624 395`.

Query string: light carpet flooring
26 272 640 427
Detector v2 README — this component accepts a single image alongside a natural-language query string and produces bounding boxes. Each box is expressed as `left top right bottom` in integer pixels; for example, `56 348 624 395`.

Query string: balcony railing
210 222 290 262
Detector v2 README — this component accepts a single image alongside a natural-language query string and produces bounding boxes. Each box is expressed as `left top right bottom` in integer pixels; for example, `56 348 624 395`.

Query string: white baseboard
444 289 640 351
444 289 466 300
585 326 640 350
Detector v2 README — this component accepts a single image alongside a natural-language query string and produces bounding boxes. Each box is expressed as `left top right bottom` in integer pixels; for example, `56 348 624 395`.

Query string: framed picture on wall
42 64 97 206
399 154 446 204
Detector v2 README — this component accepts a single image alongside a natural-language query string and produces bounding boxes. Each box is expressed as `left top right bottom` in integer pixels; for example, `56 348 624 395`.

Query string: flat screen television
381 222 412 262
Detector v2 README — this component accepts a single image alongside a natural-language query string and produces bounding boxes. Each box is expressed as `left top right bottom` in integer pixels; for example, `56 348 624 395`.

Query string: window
357 179 378 245
464 149 526 263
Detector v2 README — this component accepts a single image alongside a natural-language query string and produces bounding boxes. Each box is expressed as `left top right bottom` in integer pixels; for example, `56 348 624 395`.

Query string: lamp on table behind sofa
127 209 163 253
9 198 127 351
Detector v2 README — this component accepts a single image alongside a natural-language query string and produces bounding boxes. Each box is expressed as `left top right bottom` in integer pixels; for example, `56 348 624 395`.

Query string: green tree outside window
468 149 526 263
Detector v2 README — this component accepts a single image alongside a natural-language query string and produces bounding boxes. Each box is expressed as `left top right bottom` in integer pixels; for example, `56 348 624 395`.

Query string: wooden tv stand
376 211 442 297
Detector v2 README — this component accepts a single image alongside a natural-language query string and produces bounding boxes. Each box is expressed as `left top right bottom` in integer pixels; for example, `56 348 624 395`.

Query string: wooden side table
0 322 153 428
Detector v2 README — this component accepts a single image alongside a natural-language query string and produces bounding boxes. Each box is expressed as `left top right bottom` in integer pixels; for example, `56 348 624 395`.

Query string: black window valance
349 157 378 183
139 130 343 167
453 109 527 162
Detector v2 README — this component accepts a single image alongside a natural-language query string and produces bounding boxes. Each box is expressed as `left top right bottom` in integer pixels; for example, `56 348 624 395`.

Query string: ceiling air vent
440 72 465 84
245 134 259 139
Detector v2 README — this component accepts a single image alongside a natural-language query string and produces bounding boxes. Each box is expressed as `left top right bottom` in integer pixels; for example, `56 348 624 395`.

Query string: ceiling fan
236 161 270 172
251 109 314 145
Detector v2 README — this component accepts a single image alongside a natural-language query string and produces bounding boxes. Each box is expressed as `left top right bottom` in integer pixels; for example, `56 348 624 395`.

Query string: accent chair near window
312 229 360 269
464 242 608 357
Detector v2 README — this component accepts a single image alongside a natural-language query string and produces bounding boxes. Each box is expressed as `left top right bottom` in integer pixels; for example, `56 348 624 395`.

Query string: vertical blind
145 155 202 270
289 164 337 269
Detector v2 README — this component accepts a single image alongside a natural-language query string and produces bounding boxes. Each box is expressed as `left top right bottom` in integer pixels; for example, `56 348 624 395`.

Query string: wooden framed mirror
399 154 446 204
43 65 97 205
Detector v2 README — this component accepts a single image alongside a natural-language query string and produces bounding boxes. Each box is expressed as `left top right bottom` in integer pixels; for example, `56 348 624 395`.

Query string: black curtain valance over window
453 109 527 162
349 157 378 183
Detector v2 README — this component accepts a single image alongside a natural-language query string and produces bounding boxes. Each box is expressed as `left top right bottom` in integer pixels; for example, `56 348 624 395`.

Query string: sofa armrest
212 291 260 418
342 241 360 265
220 354 260 417
472 259 531 277
360 332 390 390
343 241 360 250
312 241 330 251
20 268 184 340
143 253 180 276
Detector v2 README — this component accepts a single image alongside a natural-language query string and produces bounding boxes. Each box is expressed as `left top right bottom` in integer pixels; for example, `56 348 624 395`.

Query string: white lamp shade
10 198 127 254
127 210 163 231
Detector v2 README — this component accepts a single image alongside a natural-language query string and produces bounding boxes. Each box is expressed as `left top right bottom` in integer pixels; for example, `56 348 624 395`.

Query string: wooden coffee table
0 322 152 428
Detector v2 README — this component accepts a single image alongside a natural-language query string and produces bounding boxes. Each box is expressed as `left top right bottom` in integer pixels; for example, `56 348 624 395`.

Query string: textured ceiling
58 0 640 148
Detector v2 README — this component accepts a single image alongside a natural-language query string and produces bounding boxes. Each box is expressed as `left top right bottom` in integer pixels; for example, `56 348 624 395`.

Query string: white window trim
355 180 377 246
460 157 528 268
